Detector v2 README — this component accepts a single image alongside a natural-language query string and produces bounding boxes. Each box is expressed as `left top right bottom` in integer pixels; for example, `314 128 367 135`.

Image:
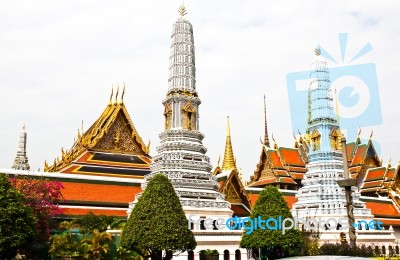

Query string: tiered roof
41 88 151 218
45 88 151 179
248 145 305 189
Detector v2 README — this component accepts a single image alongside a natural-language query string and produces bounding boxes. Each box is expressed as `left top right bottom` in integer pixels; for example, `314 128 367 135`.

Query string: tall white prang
128 7 232 222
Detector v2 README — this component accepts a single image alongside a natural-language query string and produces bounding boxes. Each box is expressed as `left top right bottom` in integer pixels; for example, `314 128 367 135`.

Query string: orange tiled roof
283 195 297 209
248 178 278 187
385 168 396 181
375 218 400 226
365 201 400 218
290 173 304 180
245 193 297 209
231 204 250 216
349 166 361 173
61 182 141 204
346 142 357 161
287 166 307 173
275 170 290 177
360 180 382 190
278 148 305 166
218 180 226 191
365 167 386 181
267 150 284 168
351 144 367 165
59 207 127 217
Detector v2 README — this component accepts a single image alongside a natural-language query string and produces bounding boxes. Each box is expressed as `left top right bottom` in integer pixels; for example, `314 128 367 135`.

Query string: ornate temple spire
222 116 237 171
307 46 337 128
168 7 196 93
263 95 270 147
306 47 341 156
130 8 232 217
12 125 30 170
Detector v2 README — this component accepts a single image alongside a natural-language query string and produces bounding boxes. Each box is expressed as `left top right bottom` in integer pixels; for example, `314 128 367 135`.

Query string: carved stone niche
182 102 196 130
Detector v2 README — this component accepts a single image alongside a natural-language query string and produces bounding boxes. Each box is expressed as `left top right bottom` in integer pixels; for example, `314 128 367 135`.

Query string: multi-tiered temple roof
45 88 151 179
42 89 151 218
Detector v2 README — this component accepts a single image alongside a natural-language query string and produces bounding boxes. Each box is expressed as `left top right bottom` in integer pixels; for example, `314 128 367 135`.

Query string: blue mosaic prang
286 33 382 143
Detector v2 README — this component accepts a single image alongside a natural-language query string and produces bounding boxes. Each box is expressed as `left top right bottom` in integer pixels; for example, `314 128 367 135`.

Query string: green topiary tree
240 185 303 260
0 174 36 259
121 174 196 260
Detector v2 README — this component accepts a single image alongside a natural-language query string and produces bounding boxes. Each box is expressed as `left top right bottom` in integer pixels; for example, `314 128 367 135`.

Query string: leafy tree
0 174 36 259
81 229 113 259
10 175 64 241
80 212 121 233
240 185 303 260
121 174 196 260
49 220 82 257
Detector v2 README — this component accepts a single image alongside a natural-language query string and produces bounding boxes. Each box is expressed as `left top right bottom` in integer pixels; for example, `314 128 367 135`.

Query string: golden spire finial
178 3 187 16
369 129 374 139
263 95 270 148
315 46 321 56
115 85 119 105
121 84 125 104
109 86 114 105
221 116 237 171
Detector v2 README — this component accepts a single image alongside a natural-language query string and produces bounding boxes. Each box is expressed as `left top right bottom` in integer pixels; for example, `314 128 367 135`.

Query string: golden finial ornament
121 84 126 104
357 127 362 138
109 87 114 105
370 129 374 139
178 4 187 16
115 85 119 105
221 116 237 171
315 46 321 56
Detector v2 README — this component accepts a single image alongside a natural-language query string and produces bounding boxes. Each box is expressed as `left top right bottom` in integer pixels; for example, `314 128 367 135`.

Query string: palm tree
81 229 112 260
49 220 82 257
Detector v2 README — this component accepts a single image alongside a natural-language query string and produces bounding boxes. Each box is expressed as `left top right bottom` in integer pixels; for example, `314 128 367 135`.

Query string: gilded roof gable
45 91 150 172
82 104 149 155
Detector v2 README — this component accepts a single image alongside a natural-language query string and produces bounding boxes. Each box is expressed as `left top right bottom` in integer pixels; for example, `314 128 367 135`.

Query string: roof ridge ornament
114 85 119 105
121 84 126 104
109 87 114 105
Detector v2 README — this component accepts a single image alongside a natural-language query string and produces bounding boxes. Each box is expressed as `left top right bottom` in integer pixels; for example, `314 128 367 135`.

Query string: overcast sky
1 1 399 180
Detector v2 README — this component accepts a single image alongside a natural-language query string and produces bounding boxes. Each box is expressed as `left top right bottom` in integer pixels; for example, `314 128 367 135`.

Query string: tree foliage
49 220 82 256
80 212 124 233
240 185 303 259
10 175 64 241
81 229 113 259
121 174 196 260
0 174 36 259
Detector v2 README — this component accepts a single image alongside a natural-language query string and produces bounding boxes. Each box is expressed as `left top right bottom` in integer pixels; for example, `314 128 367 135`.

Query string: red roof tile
365 167 386 181
61 182 141 204
278 148 305 166
244 193 297 209
267 150 284 168
386 168 395 181
59 207 127 217
231 204 250 216
346 142 356 161
365 201 400 218
351 144 367 165
275 170 290 177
